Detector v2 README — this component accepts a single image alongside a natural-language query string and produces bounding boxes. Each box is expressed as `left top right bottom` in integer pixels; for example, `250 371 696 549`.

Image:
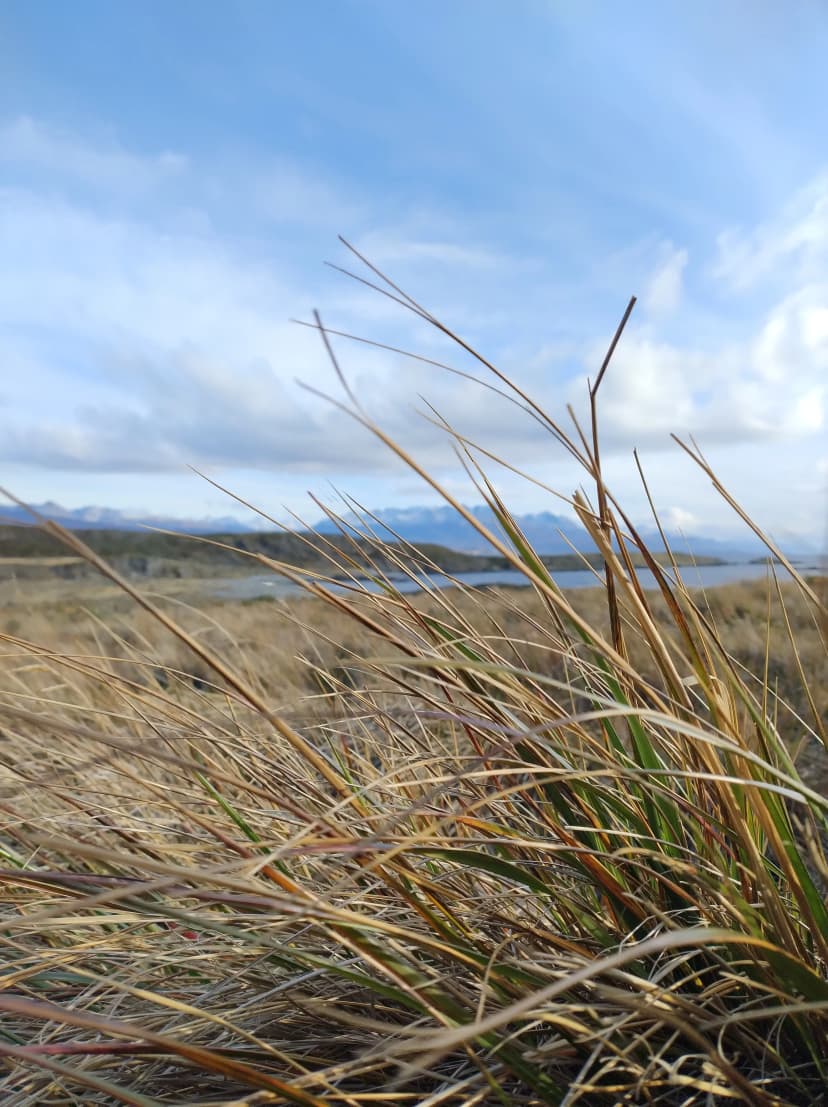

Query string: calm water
211 560 810 603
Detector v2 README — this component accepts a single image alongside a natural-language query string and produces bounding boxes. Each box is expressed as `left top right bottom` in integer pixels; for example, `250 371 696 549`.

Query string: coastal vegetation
0 281 825 1105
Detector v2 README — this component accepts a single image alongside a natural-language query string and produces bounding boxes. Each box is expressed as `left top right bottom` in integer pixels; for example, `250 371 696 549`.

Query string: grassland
1 570 825 788
0 280 826 1105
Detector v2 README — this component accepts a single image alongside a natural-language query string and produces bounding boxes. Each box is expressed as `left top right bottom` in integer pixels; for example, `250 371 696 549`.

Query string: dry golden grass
1 560 825 1105
0 271 826 1105
2 571 824 764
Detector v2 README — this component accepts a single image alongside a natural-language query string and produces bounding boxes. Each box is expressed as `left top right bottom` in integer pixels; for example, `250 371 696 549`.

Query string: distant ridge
0 500 253 535
0 500 817 561
313 504 770 562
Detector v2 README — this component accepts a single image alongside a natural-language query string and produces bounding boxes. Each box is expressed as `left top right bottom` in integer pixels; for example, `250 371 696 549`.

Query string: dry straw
0 249 826 1105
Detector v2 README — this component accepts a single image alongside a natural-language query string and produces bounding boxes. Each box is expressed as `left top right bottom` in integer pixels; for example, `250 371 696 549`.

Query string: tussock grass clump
0 263 826 1105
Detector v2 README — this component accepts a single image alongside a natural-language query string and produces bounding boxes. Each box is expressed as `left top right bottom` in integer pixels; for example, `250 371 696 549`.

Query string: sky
1 0 826 545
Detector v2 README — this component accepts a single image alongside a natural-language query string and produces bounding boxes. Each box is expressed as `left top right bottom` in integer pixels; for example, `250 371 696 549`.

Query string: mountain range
313 504 775 561
2 499 818 562
0 500 253 535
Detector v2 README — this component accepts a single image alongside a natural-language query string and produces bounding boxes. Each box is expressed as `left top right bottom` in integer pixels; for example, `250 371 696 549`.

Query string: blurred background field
3 568 824 791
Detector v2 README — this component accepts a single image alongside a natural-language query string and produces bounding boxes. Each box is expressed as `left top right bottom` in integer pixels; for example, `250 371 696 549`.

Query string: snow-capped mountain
0 501 255 534
313 503 773 560
0 500 818 562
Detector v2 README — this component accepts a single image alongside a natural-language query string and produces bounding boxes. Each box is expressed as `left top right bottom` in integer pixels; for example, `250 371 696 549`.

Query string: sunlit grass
0 258 826 1105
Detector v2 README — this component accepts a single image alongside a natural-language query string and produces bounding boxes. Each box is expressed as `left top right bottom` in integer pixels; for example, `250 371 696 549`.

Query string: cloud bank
0 117 825 539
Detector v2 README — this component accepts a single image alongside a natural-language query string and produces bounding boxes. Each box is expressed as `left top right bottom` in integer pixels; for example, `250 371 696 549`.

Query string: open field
1 571 825 777
1 548 826 1104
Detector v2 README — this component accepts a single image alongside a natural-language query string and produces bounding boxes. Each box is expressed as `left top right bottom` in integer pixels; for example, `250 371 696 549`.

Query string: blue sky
1 0 826 543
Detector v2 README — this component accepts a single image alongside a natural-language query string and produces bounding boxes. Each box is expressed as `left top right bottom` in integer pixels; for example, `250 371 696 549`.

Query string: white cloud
0 187 296 360
0 147 503 475
354 232 502 270
0 118 825 540
714 170 828 290
660 506 700 533
1 166 823 476
0 116 187 194
566 268 826 452
643 243 687 315
236 160 365 229
753 284 828 384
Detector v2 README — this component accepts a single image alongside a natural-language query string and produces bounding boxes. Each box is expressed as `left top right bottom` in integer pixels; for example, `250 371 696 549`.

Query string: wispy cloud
2 121 825 458
0 116 187 194
353 232 503 270
643 243 688 316
714 172 828 290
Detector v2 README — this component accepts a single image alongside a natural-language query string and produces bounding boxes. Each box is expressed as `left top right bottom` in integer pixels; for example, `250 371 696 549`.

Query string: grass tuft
0 266 826 1105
